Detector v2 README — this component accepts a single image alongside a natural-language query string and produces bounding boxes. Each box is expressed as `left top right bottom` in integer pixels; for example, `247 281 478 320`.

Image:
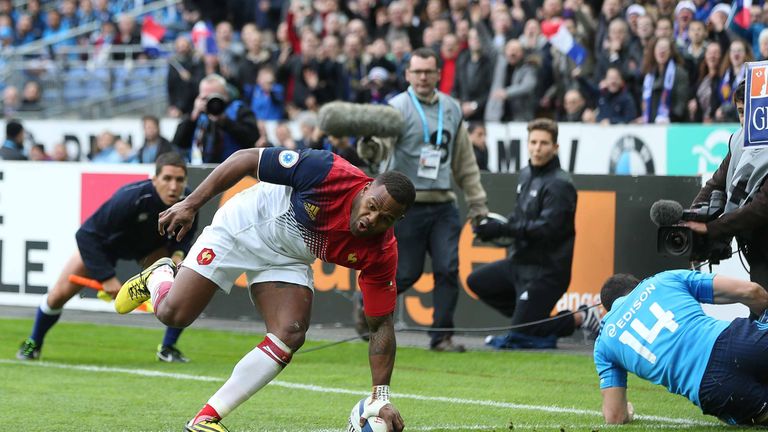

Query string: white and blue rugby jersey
593 270 730 407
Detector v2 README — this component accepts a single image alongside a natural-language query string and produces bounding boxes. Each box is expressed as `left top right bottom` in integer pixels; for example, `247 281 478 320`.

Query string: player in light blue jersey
594 270 768 425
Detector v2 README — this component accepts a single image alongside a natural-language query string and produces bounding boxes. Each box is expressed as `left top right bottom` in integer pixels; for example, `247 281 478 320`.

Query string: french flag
728 0 752 30
541 19 586 66
141 15 165 58
191 20 217 55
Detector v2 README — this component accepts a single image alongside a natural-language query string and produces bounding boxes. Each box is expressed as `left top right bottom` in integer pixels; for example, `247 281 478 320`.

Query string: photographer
467 118 602 348
685 80 768 288
171 74 260 164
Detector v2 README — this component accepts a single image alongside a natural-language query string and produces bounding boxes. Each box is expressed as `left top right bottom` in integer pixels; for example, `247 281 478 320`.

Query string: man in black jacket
685 81 768 289
16 153 198 362
171 74 260 164
468 118 601 349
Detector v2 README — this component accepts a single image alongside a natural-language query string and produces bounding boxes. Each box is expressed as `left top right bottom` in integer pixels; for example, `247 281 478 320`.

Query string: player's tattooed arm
366 313 396 386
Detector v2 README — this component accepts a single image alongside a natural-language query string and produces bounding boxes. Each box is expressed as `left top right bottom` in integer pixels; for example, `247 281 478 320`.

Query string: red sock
192 404 221 423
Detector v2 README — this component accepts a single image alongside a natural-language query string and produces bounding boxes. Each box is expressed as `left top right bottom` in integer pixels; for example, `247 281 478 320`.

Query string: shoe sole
115 257 174 314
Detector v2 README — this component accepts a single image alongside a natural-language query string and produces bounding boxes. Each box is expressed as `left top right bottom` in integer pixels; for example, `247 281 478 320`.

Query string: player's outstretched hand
159 201 196 241
360 400 404 432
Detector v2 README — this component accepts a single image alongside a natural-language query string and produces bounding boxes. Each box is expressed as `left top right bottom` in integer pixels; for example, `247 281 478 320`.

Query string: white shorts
182 215 315 295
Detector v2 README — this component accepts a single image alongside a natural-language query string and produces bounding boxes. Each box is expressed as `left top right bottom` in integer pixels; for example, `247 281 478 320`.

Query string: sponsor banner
666 125 739 176
0 162 154 311
485 123 667 175
745 60 768 147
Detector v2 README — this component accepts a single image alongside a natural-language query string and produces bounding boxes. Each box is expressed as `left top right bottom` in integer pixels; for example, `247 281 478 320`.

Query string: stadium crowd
1 0 762 133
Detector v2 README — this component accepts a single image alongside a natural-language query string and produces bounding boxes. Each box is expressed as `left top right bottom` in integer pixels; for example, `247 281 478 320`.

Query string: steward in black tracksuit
467 156 577 338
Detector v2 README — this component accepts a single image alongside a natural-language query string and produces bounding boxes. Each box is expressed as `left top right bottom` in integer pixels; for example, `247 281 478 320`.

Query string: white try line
0 359 716 427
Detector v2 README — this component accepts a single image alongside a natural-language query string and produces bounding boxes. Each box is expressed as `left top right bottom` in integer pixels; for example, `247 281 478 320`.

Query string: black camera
205 93 227 116
656 190 732 263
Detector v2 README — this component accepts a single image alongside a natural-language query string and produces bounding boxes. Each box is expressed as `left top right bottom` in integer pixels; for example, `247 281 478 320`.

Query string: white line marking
0 360 715 427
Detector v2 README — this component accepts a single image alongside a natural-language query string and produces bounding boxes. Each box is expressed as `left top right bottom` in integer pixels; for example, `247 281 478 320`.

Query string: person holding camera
685 80 768 288
171 74 260 164
468 118 602 349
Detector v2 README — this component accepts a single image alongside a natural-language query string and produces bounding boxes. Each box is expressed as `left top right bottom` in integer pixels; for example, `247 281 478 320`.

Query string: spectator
453 27 493 122
390 35 412 92
167 35 205 117
339 33 368 103
93 0 112 24
77 0 97 26
1 120 26 160
51 142 69 161
655 16 674 40
382 1 423 49
716 39 752 122
641 37 690 123
278 30 344 112
727 1 767 59
90 130 119 163
594 0 622 55
596 67 638 124
214 21 244 81
485 39 539 122
59 0 79 30
28 144 54 160
468 122 488 171
519 18 548 54
360 66 398 104
18 81 43 113
559 88 589 122
294 110 317 150
706 4 731 52
759 28 768 61
688 42 724 123
438 33 461 95
273 122 298 149
250 66 285 121
235 24 273 101
15 14 37 46
114 138 137 163
682 20 708 84
3 85 20 118
593 18 643 96
367 38 397 85
113 14 141 61
673 1 696 48
321 34 342 62
138 115 176 163
25 0 46 39
625 4 646 38
635 14 655 51
171 73 260 164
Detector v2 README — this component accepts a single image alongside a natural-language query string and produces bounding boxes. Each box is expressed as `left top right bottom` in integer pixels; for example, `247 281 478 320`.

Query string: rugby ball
348 397 387 432
477 212 514 247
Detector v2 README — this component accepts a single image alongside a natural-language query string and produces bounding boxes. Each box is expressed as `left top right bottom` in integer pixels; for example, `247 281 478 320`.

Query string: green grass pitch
0 317 737 431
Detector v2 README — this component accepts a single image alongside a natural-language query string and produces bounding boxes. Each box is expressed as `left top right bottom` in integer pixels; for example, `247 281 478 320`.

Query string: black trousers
395 202 461 346
466 258 576 338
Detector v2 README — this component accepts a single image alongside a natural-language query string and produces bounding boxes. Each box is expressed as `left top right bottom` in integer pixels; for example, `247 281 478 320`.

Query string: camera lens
662 230 690 256
205 94 227 116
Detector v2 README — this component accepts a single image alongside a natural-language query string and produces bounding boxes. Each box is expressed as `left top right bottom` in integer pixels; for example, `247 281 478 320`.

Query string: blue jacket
597 89 638 124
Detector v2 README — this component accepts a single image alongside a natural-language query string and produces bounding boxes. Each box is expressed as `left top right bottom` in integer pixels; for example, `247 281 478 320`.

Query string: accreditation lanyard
408 87 443 147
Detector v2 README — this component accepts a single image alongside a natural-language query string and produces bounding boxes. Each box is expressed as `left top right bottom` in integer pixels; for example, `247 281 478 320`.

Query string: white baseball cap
674 0 696 16
626 4 647 18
